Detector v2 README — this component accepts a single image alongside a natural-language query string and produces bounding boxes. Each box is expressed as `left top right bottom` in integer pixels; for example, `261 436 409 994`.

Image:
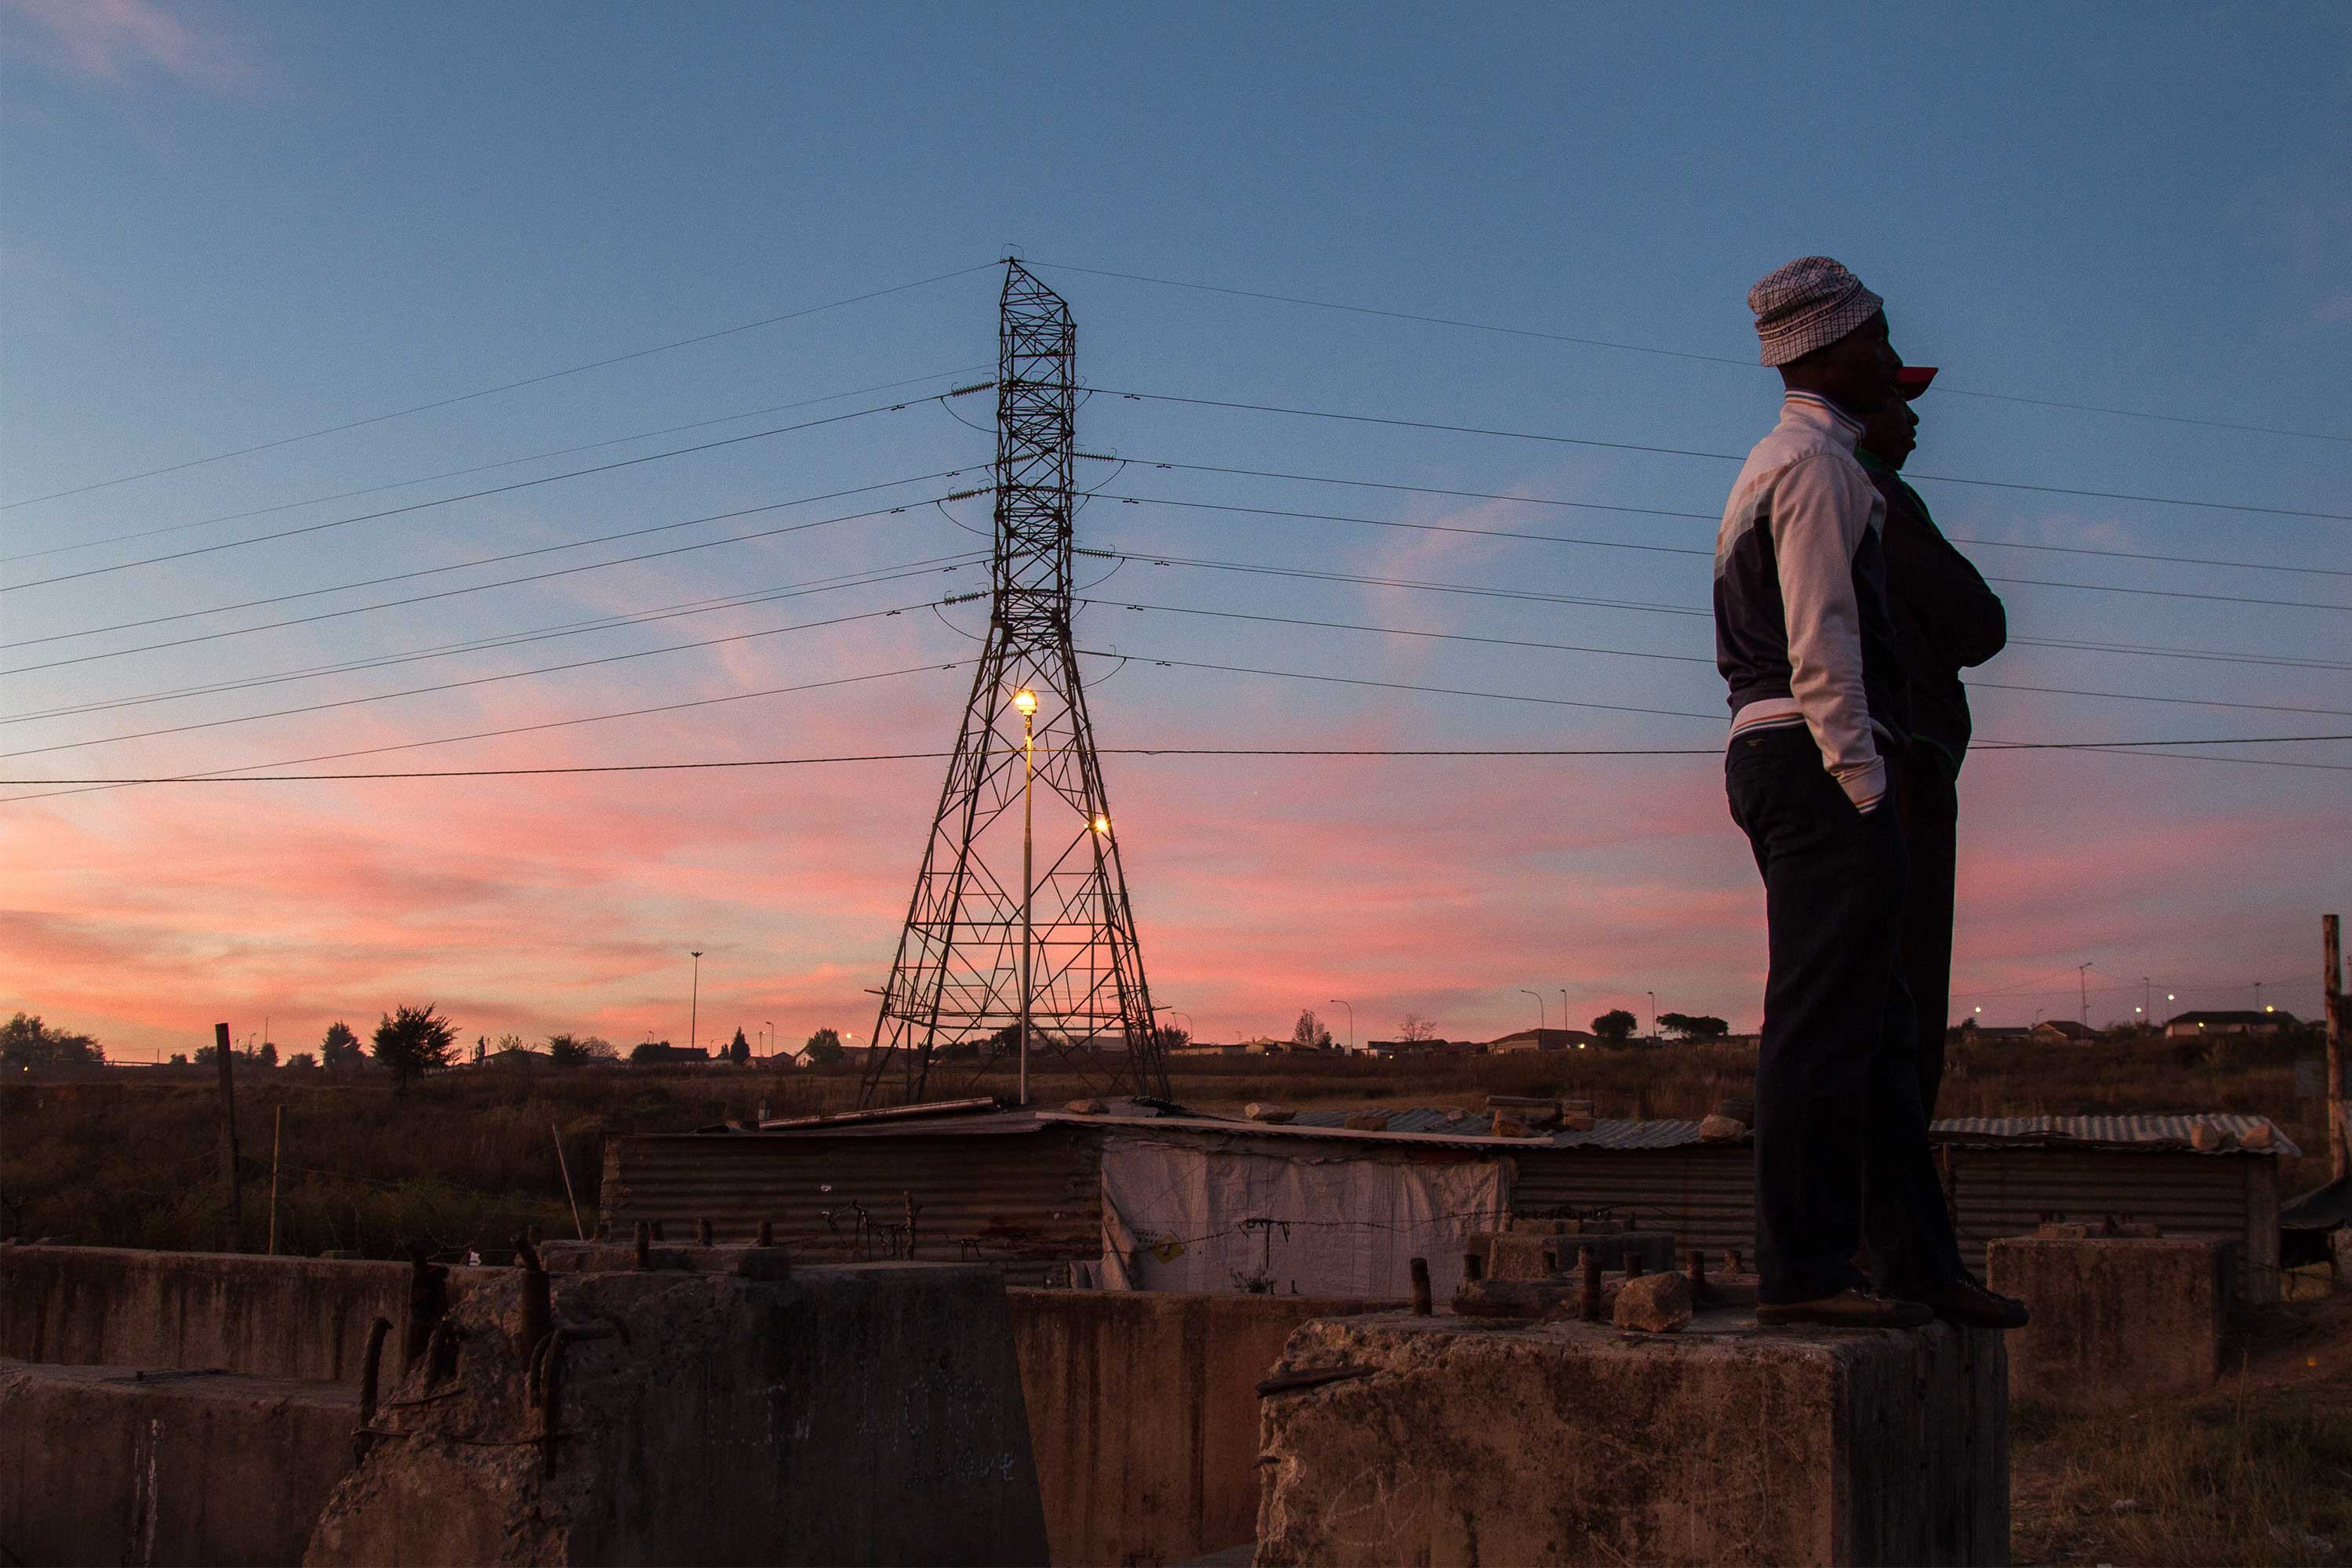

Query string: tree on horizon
373 1004 458 1091
802 1027 844 1067
1591 1009 1638 1043
728 1026 751 1065
320 1021 363 1071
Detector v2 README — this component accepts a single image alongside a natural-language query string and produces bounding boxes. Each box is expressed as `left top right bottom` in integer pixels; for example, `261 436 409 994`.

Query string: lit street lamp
1327 999 1354 1051
1519 989 1544 1033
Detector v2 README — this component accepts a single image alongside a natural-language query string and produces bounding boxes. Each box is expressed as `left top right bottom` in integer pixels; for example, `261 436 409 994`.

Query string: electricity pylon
859 260 1169 1108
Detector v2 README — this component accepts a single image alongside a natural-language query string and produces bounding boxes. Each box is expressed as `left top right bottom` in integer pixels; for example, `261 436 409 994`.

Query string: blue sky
2 2 2345 1058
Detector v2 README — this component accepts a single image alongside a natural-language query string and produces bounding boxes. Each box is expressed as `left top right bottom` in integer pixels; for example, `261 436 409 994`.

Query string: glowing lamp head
1092 814 1110 834
1011 689 1037 715
2265 1004 2275 1013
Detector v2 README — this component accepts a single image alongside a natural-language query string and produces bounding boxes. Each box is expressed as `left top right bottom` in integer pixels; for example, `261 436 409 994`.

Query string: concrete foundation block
304 1261 1048 1566
1986 1235 2230 1402
1468 1230 1675 1281
0 1359 357 1567
1007 1290 1396 1566
1255 1309 2008 1566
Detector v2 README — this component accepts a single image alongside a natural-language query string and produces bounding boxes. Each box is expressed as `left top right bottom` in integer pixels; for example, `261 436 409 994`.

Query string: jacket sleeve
1772 453 1886 813
1883 487 2007 671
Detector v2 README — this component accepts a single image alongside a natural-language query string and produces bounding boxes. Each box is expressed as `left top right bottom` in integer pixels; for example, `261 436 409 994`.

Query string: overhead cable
3 386 993 593
1030 260 2348 445
1098 492 2352 612
0 593 971 760
11 732 2347 789
2 365 995 565
4 554 985 727
1094 388 2352 523
2 483 986 676
1 261 999 511
1074 600 2352 720
1078 454 2352 580
0 659 978 804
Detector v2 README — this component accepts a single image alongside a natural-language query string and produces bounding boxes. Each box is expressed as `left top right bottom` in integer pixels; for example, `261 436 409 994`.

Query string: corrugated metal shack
599 1103 2296 1299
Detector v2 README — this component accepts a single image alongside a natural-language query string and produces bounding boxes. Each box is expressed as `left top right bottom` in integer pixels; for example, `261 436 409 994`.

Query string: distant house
629 1042 710 1065
2165 1009 2296 1039
486 1047 545 1070
1167 1041 1250 1058
2031 1020 2093 1043
1365 1039 1486 1059
1486 1029 1599 1054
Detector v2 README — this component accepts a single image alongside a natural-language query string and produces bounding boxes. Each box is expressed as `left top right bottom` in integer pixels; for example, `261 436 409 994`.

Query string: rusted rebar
1578 1245 1601 1322
355 1315 392 1462
633 1221 650 1269
513 1233 549 1363
1687 1247 1707 1302
697 1217 713 1247
1408 1257 1432 1316
757 1218 774 1247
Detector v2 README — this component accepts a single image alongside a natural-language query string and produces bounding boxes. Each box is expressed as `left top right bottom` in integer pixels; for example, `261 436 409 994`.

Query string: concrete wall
0 1245 494 1381
1006 1290 1399 1566
1987 1235 2229 1402
1257 1309 2009 1566
0 1361 356 1567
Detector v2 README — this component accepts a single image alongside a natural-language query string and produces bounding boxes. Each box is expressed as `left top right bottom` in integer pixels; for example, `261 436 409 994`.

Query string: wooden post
550 1122 584 1240
267 1104 284 1255
2325 913 2345 1184
214 1022 241 1250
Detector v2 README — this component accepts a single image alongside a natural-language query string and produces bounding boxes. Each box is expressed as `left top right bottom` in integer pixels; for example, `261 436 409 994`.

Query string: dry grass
2012 1297 2352 1566
2 1024 2332 1257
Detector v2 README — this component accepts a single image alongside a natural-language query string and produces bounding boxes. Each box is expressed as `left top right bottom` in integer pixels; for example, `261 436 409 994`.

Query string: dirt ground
2010 1289 2352 1567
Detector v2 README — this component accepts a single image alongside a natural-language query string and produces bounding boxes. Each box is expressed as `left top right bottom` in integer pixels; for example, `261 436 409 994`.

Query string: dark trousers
1895 746 1962 1120
1726 725 1964 1304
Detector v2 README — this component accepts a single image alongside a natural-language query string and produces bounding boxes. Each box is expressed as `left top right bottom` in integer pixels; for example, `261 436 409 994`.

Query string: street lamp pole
765 1020 775 1058
689 951 703 1057
1327 999 1355 1052
1519 989 1544 1033
2077 962 2092 1031
1014 689 1038 1107
1647 990 1657 1043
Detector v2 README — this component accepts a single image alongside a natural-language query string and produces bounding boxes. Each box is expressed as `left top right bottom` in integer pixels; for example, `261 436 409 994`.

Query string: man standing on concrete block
1715 256 2024 1330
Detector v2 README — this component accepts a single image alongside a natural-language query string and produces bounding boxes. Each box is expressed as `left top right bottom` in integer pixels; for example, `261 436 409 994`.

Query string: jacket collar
1781 390 1864 448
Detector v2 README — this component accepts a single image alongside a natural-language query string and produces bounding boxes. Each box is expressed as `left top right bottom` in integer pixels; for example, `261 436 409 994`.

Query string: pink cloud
2 0 258 92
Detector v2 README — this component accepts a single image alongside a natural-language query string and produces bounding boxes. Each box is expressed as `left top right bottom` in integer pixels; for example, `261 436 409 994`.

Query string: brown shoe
1911 1274 2030 1330
1755 1288 1934 1329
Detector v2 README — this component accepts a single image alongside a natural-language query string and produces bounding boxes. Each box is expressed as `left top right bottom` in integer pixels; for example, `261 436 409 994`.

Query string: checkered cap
1748 256 1884 367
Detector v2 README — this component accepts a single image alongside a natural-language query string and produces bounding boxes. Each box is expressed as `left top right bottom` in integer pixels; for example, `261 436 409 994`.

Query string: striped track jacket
1712 392 1910 814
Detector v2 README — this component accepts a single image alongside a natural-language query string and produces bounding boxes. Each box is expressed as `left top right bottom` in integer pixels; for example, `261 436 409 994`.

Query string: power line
1078 546 1710 619
2 387 991 593
3 554 985 728
0 659 979 804
1095 388 2352 523
10 732 2347 789
1076 599 2352 720
1098 492 2352 612
0 593 971 760
1 365 995 566
1030 259 2350 445
0 262 999 511
2 480 985 676
1079 454 2352 580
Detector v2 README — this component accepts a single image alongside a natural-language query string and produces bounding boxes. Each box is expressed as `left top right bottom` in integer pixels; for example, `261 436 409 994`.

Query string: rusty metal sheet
601 1126 1102 1265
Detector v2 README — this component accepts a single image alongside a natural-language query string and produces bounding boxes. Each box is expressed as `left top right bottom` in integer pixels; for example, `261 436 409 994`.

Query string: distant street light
1327 999 1355 1051
689 951 703 1061
1519 989 1544 1033
1646 990 1657 1043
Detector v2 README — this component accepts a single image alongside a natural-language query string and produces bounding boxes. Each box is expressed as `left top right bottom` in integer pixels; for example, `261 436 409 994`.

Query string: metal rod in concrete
213 1022 240 1251
698 1217 713 1247
267 1104 283 1256
1688 1247 1707 1297
634 1221 651 1269
551 1122 584 1241
1579 1246 1601 1322
757 1218 775 1247
1410 1257 1433 1316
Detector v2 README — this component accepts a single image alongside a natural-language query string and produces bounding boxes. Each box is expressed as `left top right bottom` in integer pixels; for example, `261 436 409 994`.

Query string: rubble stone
1611 1271 1693 1332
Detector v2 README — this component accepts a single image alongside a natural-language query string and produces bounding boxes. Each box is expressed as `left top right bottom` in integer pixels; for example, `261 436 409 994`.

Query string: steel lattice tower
859 261 1169 1107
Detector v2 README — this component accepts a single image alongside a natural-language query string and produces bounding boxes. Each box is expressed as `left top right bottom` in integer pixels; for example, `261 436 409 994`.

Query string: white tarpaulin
1097 1134 1507 1298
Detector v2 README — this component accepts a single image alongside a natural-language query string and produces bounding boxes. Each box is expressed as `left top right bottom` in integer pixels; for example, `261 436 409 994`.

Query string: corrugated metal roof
1933 1113 2299 1157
